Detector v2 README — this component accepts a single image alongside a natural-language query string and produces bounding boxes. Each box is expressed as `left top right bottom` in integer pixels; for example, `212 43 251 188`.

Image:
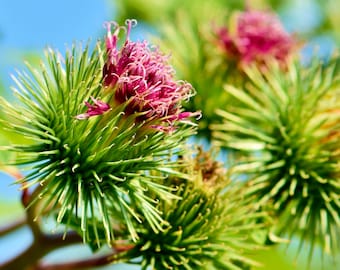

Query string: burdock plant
0 19 201 268
0 18 268 270
1 7 337 269
212 56 340 263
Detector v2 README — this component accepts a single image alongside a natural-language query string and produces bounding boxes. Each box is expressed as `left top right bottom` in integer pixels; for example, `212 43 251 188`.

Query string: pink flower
103 20 200 130
216 10 296 67
76 96 110 120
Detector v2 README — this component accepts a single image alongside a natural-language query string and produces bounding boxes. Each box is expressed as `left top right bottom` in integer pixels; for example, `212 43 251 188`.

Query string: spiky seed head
127 151 267 270
212 57 340 261
0 20 199 246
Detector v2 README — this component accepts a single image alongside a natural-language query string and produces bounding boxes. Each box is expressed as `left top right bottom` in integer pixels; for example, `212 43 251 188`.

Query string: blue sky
0 0 113 49
0 0 114 91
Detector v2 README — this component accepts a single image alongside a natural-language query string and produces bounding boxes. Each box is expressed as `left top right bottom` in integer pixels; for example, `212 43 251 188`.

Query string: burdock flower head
215 9 297 68
102 19 200 131
126 148 268 270
0 20 199 247
212 57 340 262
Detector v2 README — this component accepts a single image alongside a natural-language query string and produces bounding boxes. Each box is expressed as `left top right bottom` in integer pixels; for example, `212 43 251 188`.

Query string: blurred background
0 0 339 269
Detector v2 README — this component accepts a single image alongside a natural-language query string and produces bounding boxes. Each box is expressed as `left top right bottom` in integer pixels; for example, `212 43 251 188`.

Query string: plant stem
0 170 28 237
25 185 44 239
0 216 26 236
32 248 132 270
0 231 83 270
0 183 83 270
0 176 134 270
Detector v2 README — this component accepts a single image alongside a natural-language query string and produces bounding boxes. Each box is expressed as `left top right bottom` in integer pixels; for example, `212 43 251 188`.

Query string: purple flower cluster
216 10 296 68
76 20 199 130
101 20 199 131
